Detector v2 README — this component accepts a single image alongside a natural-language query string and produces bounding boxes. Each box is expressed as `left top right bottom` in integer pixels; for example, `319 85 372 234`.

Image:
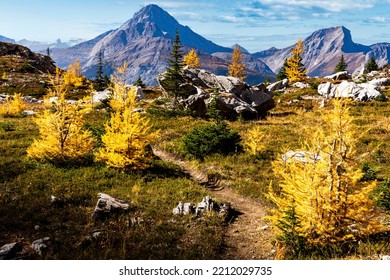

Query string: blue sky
0 0 389 52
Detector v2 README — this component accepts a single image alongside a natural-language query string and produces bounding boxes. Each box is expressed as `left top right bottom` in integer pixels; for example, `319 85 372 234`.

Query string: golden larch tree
64 59 84 87
266 99 386 259
94 62 158 170
0 93 27 117
285 39 307 83
27 68 95 163
228 47 246 81
243 125 266 155
184 49 201 68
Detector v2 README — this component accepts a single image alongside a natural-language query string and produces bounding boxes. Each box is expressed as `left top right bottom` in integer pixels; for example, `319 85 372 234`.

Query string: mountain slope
253 26 385 77
0 42 56 96
50 4 273 85
0 35 15 44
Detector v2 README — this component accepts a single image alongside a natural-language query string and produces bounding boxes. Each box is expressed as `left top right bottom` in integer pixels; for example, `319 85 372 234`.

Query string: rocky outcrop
158 67 275 120
0 42 56 74
0 242 22 260
318 81 385 101
267 79 288 92
173 196 232 219
325 71 351 80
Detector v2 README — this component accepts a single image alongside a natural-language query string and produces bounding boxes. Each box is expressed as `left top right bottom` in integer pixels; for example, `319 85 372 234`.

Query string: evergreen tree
334 55 347 73
46 47 50 57
228 47 246 81
276 59 288 81
94 50 105 91
134 76 146 88
285 39 307 82
365 56 379 73
207 87 222 124
163 29 185 106
184 49 201 68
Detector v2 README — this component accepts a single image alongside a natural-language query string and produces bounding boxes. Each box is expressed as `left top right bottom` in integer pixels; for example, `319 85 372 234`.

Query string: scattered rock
380 255 390 260
267 79 289 92
282 151 321 164
93 193 130 220
51 195 64 208
173 196 232 221
31 237 50 256
368 78 390 88
135 86 145 101
259 225 270 231
173 202 194 215
325 71 351 80
34 225 40 231
159 67 275 120
0 242 22 260
22 110 37 116
318 81 385 101
92 89 111 103
292 82 309 89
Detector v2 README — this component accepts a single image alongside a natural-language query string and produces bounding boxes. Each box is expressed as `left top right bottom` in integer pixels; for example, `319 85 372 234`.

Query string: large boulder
211 93 259 120
158 67 275 120
325 71 351 80
318 81 385 101
368 78 390 88
0 242 22 260
267 79 288 92
93 193 130 220
180 91 208 116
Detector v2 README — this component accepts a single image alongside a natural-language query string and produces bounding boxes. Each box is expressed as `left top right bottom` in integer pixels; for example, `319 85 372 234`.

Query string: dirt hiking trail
153 147 275 260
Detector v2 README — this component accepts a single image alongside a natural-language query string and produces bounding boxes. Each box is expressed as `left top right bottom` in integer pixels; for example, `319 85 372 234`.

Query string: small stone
34 225 40 230
31 237 50 256
380 255 390 260
0 242 22 260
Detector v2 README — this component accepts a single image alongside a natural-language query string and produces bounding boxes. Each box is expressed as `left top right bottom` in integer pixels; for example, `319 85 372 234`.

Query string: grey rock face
325 71 351 80
282 151 322 164
93 193 130 220
318 81 385 101
172 67 274 119
31 237 50 256
267 79 289 92
0 242 22 260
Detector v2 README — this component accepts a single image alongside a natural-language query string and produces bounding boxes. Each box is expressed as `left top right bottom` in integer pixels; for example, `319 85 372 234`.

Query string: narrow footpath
153 147 275 260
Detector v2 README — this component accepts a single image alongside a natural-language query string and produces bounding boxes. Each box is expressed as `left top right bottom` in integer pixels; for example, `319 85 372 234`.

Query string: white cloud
369 16 386 22
255 0 375 12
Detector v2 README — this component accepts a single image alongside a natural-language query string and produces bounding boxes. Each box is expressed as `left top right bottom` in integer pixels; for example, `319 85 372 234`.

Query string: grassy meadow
0 84 390 260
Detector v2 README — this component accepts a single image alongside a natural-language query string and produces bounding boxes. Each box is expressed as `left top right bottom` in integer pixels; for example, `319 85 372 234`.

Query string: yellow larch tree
228 47 246 81
27 68 95 163
94 62 158 170
285 39 307 83
183 49 201 68
243 125 266 155
64 59 84 87
266 99 386 259
0 93 27 117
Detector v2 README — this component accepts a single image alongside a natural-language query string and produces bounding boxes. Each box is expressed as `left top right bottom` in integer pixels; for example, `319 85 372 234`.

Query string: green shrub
360 162 377 182
182 122 242 160
373 178 390 211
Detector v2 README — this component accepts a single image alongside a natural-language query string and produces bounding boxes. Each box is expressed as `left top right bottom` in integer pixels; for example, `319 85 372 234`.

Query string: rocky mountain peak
231 44 250 54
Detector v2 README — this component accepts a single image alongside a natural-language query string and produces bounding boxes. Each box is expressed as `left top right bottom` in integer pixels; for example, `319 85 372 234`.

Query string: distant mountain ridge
253 26 390 77
49 4 275 85
0 36 85 52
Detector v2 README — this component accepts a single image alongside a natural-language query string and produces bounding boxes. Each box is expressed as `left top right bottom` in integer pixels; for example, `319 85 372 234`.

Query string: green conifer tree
334 55 347 73
276 59 288 81
365 56 379 73
163 29 185 106
94 50 105 91
134 76 146 88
